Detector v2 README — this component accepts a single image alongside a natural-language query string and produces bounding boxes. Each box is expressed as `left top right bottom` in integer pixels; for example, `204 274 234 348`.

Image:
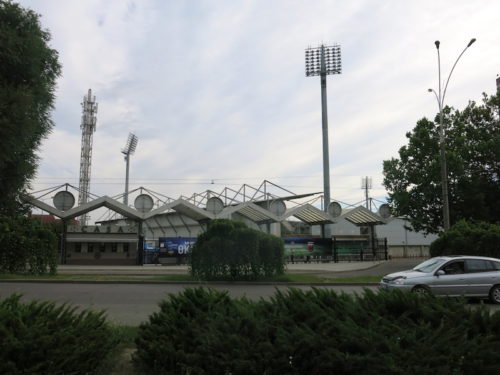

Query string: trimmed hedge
189 219 285 280
0 294 119 374
430 220 500 258
134 287 500 375
0 215 58 274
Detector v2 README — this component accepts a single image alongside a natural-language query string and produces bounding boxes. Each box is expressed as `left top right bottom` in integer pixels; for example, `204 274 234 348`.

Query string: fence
333 237 388 262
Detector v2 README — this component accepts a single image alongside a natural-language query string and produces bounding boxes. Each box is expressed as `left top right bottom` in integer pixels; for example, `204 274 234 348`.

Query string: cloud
19 0 500 219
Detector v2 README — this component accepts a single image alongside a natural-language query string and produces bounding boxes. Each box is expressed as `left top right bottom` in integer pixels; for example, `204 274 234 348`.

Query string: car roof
438 255 500 262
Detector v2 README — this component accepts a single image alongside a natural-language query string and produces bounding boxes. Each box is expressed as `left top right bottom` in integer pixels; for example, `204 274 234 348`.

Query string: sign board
144 241 157 251
67 225 138 234
283 237 332 256
158 237 197 257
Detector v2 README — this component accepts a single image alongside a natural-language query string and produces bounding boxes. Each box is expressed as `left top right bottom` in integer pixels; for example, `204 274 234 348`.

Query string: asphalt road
313 258 424 278
0 282 375 326
2 280 499 326
1 258 497 326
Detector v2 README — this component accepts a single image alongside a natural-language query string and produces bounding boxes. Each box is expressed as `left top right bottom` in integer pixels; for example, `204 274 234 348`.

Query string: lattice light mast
122 133 138 206
78 89 98 225
305 44 341 238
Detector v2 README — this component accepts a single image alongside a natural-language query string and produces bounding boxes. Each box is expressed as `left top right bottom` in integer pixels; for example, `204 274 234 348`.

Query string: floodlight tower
305 44 342 237
78 89 98 225
122 133 138 206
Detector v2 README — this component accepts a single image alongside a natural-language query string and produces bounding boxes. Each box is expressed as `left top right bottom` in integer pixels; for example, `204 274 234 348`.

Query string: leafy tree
430 220 500 258
0 215 57 274
190 219 285 280
0 0 61 216
383 93 500 234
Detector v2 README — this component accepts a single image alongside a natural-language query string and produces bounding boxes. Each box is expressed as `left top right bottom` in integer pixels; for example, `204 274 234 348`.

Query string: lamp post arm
429 89 440 109
442 45 471 105
437 47 442 106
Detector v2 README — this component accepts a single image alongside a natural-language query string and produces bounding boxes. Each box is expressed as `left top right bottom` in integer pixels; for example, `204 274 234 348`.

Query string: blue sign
144 241 157 251
158 237 197 257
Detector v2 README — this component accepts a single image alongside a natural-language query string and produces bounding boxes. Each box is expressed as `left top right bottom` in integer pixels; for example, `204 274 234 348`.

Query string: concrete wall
388 245 430 258
312 217 436 259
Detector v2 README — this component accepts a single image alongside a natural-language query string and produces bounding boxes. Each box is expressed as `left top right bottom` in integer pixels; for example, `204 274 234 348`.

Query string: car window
466 259 494 273
441 261 465 275
493 261 500 270
414 258 447 272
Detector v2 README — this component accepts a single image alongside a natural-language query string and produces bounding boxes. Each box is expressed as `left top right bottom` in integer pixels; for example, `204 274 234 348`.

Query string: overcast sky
19 0 500 219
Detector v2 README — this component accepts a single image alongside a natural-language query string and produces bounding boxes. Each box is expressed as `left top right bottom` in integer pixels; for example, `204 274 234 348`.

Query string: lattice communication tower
78 89 98 225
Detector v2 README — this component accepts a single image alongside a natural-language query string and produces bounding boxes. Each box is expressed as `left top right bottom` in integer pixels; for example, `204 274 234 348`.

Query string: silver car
379 255 500 303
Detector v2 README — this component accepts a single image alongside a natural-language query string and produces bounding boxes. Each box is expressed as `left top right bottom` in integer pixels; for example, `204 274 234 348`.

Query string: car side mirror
436 270 445 276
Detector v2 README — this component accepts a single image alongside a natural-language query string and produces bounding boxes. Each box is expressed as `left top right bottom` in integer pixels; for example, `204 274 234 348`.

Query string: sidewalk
57 261 382 276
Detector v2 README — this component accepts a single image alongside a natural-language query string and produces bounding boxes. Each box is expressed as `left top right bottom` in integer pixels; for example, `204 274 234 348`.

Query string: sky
19 0 500 221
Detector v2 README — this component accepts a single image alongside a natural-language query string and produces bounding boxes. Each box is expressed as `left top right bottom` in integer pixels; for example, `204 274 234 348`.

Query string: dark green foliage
0 0 61 216
383 93 500 234
189 219 285 280
430 220 500 257
0 294 119 374
134 288 272 374
135 287 500 375
0 215 57 274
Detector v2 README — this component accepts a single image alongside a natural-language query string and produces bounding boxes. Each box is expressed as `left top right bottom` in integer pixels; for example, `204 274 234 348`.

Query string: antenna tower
78 89 98 225
361 176 372 210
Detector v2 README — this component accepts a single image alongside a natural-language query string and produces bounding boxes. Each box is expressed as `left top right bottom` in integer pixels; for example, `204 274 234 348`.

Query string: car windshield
413 258 448 273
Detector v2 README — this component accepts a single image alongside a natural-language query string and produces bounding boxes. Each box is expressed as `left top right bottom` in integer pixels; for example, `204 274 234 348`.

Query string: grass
107 325 139 375
0 272 381 284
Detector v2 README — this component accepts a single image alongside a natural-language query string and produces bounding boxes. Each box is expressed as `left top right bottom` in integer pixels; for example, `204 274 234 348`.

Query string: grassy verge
108 325 139 375
0 273 381 283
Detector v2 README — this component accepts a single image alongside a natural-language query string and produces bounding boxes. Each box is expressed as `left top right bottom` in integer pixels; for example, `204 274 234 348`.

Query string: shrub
135 287 500 375
189 219 285 280
0 215 58 274
430 220 500 257
0 294 119 374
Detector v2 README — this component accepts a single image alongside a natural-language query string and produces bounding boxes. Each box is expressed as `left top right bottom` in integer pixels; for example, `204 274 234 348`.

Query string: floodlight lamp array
122 133 138 155
305 44 342 77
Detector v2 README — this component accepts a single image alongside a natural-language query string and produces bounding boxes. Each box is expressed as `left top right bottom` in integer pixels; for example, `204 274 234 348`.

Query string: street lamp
305 44 342 238
122 133 138 206
428 38 476 232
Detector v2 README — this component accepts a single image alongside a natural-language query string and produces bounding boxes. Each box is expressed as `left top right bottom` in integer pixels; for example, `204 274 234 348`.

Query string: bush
0 215 58 274
430 220 500 257
0 294 119 374
134 287 500 374
189 219 285 280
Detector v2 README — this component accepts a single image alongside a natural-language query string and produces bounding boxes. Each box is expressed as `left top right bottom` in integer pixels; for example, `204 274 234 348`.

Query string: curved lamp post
428 38 476 232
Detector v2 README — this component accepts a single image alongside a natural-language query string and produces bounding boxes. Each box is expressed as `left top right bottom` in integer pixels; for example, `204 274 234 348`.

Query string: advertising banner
283 237 332 257
158 237 197 257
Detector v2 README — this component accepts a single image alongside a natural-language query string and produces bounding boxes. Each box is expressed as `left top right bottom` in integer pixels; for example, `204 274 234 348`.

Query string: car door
464 259 499 296
431 260 467 296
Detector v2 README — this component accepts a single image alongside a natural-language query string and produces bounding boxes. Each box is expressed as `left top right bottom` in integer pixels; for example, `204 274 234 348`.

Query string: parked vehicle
379 255 500 303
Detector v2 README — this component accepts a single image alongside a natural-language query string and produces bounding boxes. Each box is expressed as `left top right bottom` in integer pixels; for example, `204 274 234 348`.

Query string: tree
383 93 500 234
0 0 61 216
190 219 285 280
430 220 500 258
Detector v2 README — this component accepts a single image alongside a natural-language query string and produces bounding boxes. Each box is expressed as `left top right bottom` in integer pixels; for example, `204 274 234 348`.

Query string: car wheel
489 285 500 304
412 286 429 295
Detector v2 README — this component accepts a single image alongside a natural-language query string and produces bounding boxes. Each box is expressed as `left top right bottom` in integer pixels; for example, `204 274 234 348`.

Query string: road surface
1 281 499 326
0 282 375 326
